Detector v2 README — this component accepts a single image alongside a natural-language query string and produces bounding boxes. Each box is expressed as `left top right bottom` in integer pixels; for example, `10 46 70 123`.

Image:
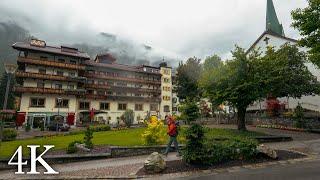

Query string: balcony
84 73 161 85
85 83 110 89
17 56 85 70
15 71 87 83
85 94 161 102
14 86 86 95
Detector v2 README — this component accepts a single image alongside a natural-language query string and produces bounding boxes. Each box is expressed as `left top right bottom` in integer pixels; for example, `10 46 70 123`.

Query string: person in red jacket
163 115 181 156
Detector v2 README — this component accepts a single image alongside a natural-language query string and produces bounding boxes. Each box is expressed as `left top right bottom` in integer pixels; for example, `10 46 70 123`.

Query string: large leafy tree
175 57 202 100
200 44 318 131
292 0 320 67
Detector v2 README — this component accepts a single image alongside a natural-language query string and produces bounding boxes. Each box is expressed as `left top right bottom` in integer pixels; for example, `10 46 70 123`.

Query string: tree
122 109 134 128
175 57 202 100
180 98 200 123
200 44 319 131
0 72 16 110
292 0 320 68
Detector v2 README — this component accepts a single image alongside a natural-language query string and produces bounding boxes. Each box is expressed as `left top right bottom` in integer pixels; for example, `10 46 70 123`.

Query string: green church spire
266 0 285 36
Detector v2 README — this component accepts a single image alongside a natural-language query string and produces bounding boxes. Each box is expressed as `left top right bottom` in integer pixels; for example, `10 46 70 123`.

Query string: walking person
163 115 181 156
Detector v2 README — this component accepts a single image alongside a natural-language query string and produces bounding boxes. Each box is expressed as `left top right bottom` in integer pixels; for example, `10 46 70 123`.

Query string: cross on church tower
263 37 270 45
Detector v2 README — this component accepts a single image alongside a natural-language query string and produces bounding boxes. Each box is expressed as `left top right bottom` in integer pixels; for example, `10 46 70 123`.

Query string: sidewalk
0 152 182 179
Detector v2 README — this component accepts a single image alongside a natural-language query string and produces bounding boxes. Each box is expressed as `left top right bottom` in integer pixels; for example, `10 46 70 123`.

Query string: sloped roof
12 42 90 59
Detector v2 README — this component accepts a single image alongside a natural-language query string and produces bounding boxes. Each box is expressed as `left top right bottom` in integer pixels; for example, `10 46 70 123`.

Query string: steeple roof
266 0 285 36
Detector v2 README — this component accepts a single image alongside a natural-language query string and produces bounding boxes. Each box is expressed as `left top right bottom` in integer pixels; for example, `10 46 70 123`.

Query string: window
70 60 77 64
56 71 64 76
107 91 113 95
37 82 44 88
116 82 127 87
98 81 104 85
116 92 126 96
58 58 65 63
163 86 171 91
67 84 74 89
172 97 177 103
118 103 127 110
135 104 143 111
30 98 45 107
164 105 170 112
172 107 178 112
135 93 142 97
69 72 76 77
100 102 110 110
39 68 46 74
150 104 158 111
55 98 69 108
163 78 170 83
79 102 90 110
87 80 94 84
163 96 171 101
55 83 62 89
40 56 48 60
97 90 105 95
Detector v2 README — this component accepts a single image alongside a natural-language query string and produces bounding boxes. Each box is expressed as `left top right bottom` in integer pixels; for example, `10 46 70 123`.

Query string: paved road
183 158 320 180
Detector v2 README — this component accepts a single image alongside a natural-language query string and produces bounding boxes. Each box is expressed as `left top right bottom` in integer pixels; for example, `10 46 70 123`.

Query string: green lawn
0 127 265 159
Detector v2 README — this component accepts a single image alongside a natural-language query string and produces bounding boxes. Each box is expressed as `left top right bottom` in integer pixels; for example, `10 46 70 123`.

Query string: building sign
30 39 46 47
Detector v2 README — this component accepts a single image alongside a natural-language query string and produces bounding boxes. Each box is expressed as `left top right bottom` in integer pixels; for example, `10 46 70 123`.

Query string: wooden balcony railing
84 83 161 94
15 71 87 83
84 73 161 85
85 94 161 102
17 56 85 70
14 86 86 95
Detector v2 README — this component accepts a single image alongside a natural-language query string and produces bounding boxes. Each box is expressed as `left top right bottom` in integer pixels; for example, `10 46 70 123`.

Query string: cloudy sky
0 0 308 61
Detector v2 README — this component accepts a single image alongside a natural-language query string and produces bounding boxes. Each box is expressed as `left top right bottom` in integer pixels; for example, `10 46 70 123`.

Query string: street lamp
0 63 18 142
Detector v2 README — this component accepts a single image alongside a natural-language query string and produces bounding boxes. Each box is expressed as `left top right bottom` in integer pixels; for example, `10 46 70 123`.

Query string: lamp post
0 63 18 142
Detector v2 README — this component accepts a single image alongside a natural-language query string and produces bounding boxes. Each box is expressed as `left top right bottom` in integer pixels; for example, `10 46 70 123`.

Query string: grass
0 127 265 159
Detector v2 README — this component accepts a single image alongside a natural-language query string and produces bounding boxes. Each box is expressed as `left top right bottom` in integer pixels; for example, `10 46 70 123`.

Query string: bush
142 116 166 145
90 125 111 132
183 124 258 165
293 103 306 128
67 140 82 154
84 127 93 149
2 128 17 141
123 109 134 128
180 98 200 123
183 124 206 164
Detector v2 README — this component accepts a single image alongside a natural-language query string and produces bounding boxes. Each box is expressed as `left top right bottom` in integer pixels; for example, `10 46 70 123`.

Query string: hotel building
13 39 173 128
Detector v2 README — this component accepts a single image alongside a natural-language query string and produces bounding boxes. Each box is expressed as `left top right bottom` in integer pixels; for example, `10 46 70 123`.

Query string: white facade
247 32 320 112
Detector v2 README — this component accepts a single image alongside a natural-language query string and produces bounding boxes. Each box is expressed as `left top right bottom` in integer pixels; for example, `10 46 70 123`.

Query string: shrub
183 124 258 165
123 109 134 127
84 127 93 149
67 140 82 154
293 103 306 128
2 128 17 141
142 116 166 145
90 125 111 132
183 124 206 164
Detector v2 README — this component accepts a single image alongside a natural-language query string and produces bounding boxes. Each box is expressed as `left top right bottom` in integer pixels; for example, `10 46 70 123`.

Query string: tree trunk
237 106 247 131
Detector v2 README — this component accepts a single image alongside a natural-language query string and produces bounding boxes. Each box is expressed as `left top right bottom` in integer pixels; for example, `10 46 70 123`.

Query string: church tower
266 0 285 36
